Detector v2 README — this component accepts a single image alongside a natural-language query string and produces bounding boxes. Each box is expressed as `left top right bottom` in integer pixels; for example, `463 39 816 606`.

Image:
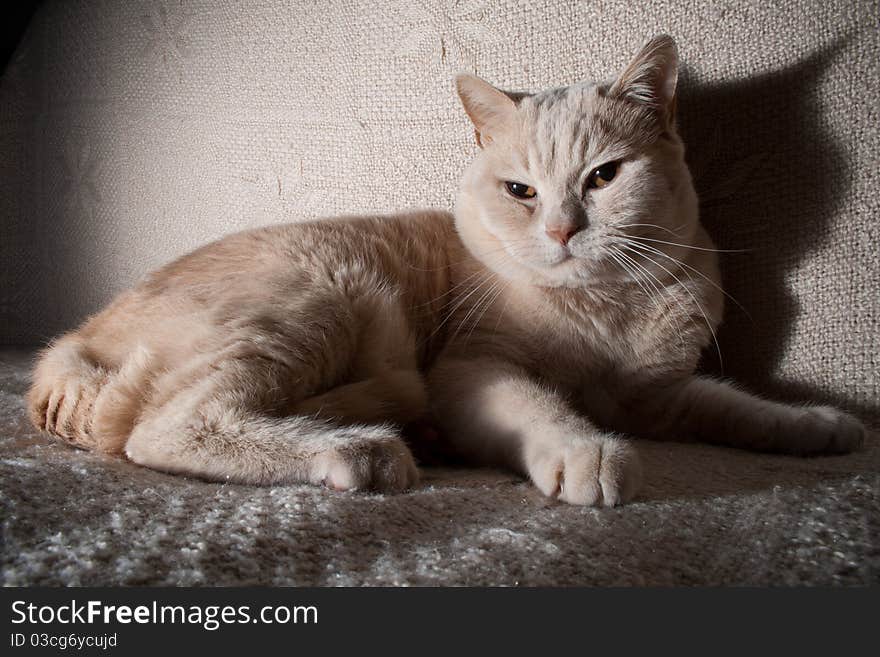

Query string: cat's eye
587 162 619 189
504 181 537 199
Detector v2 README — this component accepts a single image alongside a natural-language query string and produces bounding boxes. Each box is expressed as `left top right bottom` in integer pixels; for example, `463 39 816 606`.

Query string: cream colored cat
28 36 865 505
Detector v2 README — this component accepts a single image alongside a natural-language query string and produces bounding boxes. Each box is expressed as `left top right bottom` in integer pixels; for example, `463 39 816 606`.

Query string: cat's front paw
527 436 642 506
788 406 866 454
313 433 419 493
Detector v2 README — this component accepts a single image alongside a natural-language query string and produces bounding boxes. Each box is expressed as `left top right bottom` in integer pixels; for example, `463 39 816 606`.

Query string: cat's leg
428 357 642 506
291 289 429 426
124 355 418 491
295 370 427 425
632 376 866 454
29 337 167 454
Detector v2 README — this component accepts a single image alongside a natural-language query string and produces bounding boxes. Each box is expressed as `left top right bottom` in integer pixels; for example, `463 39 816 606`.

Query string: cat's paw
527 436 642 506
787 406 866 454
314 434 419 493
27 369 102 445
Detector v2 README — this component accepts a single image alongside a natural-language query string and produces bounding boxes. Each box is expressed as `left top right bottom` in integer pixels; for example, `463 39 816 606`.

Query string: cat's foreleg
429 357 642 506
295 370 427 426
642 376 867 454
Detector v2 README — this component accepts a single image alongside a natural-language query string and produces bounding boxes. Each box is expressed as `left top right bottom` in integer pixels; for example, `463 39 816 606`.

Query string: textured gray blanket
1 349 876 586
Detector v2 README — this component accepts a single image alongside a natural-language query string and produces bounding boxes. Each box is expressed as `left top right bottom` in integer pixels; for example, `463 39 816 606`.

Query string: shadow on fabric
678 37 873 422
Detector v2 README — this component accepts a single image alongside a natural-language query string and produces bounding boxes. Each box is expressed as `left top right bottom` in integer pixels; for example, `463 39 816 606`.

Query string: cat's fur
28 36 865 505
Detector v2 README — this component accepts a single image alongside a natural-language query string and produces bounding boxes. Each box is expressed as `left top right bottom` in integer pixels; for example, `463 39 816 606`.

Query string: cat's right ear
455 74 517 148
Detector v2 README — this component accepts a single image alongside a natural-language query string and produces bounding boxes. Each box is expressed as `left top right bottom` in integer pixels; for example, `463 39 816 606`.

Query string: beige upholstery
2 1 878 422
2 1 877 421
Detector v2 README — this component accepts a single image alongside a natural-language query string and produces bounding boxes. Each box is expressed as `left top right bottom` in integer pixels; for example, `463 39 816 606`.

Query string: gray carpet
1 348 877 586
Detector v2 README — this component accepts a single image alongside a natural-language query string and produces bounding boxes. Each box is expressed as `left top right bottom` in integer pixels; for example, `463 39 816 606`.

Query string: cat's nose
545 223 581 246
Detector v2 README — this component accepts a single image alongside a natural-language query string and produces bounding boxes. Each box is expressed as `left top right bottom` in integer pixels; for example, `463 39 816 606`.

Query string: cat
27 35 865 505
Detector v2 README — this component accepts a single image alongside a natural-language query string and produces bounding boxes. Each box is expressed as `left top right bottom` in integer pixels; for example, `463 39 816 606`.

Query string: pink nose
546 224 580 246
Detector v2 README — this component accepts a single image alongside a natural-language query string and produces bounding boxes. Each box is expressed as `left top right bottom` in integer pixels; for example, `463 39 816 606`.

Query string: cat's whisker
451 278 499 344
457 278 504 347
424 269 499 346
445 247 520 346
621 239 702 291
619 245 724 371
607 249 662 309
607 249 668 318
620 222 686 238
413 246 516 310
473 276 510 343
476 283 508 342
455 251 522 343
614 246 691 345
414 262 492 309
406 241 522 273
613 247 675 309
609 247 686 347
627 235 749 254
491 280 514 336
622 239 753 321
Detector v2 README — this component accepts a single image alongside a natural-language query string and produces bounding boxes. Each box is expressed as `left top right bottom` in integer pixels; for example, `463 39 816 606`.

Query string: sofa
1 0 877 585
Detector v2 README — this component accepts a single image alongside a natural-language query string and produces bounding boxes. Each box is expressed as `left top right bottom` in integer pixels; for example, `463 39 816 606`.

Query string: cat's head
454 35 699 288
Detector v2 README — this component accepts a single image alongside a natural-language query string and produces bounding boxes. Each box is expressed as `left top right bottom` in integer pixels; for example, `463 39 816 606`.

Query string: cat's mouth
544 246 574 268
556 247 573 262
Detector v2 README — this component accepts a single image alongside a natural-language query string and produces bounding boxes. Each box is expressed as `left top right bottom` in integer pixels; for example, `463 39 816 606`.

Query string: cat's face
455 35 698 288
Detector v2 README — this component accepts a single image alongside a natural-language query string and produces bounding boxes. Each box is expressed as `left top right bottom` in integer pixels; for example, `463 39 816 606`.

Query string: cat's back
78 209 456 367
139 209 455 295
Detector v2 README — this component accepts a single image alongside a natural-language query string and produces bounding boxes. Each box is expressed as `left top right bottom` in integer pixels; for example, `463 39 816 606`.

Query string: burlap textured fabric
1 0 878 422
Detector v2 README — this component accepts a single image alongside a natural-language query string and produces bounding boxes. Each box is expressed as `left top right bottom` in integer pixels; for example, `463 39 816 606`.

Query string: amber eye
504 181 537 199
587 162 619 189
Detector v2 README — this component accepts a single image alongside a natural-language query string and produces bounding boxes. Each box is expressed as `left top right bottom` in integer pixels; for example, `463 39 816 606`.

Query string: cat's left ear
609 34 678 125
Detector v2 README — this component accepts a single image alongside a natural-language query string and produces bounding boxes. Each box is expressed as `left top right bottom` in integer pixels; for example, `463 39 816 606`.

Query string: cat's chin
474 256 570 288
497 258 615 290
544 261 628 289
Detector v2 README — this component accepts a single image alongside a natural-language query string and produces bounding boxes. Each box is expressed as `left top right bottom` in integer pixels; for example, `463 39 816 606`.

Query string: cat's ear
455 74 518 148
608 34 678 123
